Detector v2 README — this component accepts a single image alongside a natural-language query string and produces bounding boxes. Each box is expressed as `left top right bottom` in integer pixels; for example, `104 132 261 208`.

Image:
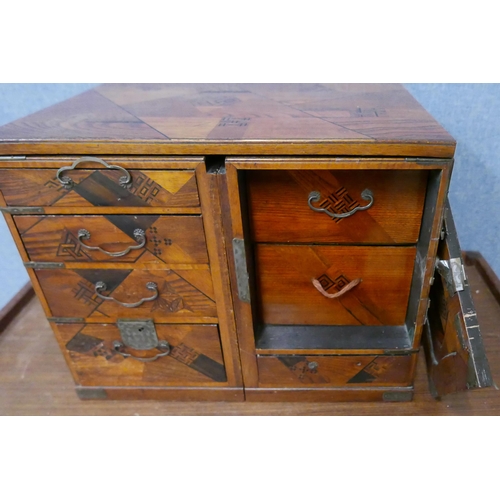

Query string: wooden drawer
0 160 199 209
246 169 428 244
15 215 209 265
255 244 416 325
257 354 415 387
35 268 217 323
53 322 227 387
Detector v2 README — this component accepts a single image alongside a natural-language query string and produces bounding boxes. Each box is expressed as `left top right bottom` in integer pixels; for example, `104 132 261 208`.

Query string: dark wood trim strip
0 282 34 333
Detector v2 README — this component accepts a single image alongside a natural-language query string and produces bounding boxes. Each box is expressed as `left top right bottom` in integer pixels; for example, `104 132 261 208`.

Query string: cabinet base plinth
76 386 245 402
245 387 414 403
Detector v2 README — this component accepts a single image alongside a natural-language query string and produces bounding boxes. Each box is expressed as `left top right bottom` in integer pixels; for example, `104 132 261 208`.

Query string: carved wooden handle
312 278 362 298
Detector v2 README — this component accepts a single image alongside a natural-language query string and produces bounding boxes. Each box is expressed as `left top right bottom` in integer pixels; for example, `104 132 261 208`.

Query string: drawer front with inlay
35 268 217 323
0 162 200 209
15 215 209 264
255 244 416 326
257 354 415 387
246 169 428 244
54 322 227 387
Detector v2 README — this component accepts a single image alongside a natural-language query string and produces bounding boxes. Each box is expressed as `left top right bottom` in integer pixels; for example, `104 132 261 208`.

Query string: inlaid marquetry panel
255 245 416 326
257 354 415 387
36 268 217 322
0 167 199 208
246 169 428 244
54 323 227 387
15 215 208 265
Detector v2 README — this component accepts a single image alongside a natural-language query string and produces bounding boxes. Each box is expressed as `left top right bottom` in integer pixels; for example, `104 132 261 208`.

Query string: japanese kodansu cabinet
0 83 493 402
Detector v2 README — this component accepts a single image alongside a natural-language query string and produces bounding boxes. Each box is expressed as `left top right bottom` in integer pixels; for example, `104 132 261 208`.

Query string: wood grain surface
35 268 217 323
255 245 416 325
0 84 455 157
0 166 199 208
246 168 428 244
0 254 498 414
53 323 227 387
15 215 209 265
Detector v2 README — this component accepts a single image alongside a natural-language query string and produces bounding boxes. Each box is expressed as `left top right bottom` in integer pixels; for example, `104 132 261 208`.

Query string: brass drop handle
94 281 158 308
312 278 362 298
112 340 171 362
78 228 146 257
308 189 374 219
56 156 132 189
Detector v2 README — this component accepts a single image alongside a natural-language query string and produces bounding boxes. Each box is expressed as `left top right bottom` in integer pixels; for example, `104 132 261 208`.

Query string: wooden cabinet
0 83 492 402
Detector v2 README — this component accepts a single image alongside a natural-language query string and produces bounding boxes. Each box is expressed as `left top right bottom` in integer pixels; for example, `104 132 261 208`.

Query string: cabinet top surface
0 83 455 157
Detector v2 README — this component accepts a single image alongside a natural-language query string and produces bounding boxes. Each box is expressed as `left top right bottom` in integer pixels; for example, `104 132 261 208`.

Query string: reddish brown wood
257 354 415 387
246 168 428 244
0 84 455 158
53 323 227 387
15 215 209 265
255 245 416 326
35 268 217 323
0 165 199 208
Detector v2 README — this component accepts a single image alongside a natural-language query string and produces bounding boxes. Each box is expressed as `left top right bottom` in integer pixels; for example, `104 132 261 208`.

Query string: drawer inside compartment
246 169 428 244
257 354 415 387
15 215 209 264
53 322 227 387
35 268 217 322
254 244 416 327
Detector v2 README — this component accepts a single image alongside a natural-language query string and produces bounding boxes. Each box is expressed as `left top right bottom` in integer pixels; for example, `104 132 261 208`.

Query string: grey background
0 84 498 309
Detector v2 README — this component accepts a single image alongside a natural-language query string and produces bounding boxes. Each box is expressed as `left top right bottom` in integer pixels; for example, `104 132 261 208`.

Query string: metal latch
117 319 159 350
436 257 466 296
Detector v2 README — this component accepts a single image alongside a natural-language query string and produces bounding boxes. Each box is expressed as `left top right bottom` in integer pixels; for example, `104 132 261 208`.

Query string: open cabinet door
423 199 493 398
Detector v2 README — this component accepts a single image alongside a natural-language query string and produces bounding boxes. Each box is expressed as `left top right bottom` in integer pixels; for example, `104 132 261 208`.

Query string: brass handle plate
56 156 132 189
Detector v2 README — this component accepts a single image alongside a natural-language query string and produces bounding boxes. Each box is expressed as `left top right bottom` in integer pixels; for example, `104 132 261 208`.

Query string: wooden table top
0 84 455 157
0 253 498 415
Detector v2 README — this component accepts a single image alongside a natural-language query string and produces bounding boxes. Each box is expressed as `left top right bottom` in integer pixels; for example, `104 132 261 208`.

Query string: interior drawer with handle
15 215 209 265
255 244 416 326
246 169 428 244
35 268 218 323
54 322 227 387
0 157 200 210
257 354 415 387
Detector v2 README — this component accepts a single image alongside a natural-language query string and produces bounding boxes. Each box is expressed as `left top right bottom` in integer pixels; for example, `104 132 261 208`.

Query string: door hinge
0 156 26 161
232 238 250 303
0 206 45 214
436 257 466 296
24 262 65 270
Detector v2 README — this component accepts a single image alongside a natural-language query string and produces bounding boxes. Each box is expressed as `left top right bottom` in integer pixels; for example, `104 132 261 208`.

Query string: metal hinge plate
232 238 250 303
0 156 26 161
0 206 45 214
436 257 466 296
24 262 65 270
48 317 85 323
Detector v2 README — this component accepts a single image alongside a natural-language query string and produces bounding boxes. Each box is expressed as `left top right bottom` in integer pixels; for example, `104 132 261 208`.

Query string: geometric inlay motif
44 178 66 192
72 280 103 307
347 358 391 384
170 343 199 365
316 273 350 293
128 172 162 204
148 226 172 257
319 186 360 224
57 230 91 260
151 281 185 313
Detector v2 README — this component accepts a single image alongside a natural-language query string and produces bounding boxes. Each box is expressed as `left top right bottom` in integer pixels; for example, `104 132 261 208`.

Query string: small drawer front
36 268 217 322
247 169 428 244
54 323 227 387
257 354 415 387
15 215 209 264
0 167 199 208
255 244 416 325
